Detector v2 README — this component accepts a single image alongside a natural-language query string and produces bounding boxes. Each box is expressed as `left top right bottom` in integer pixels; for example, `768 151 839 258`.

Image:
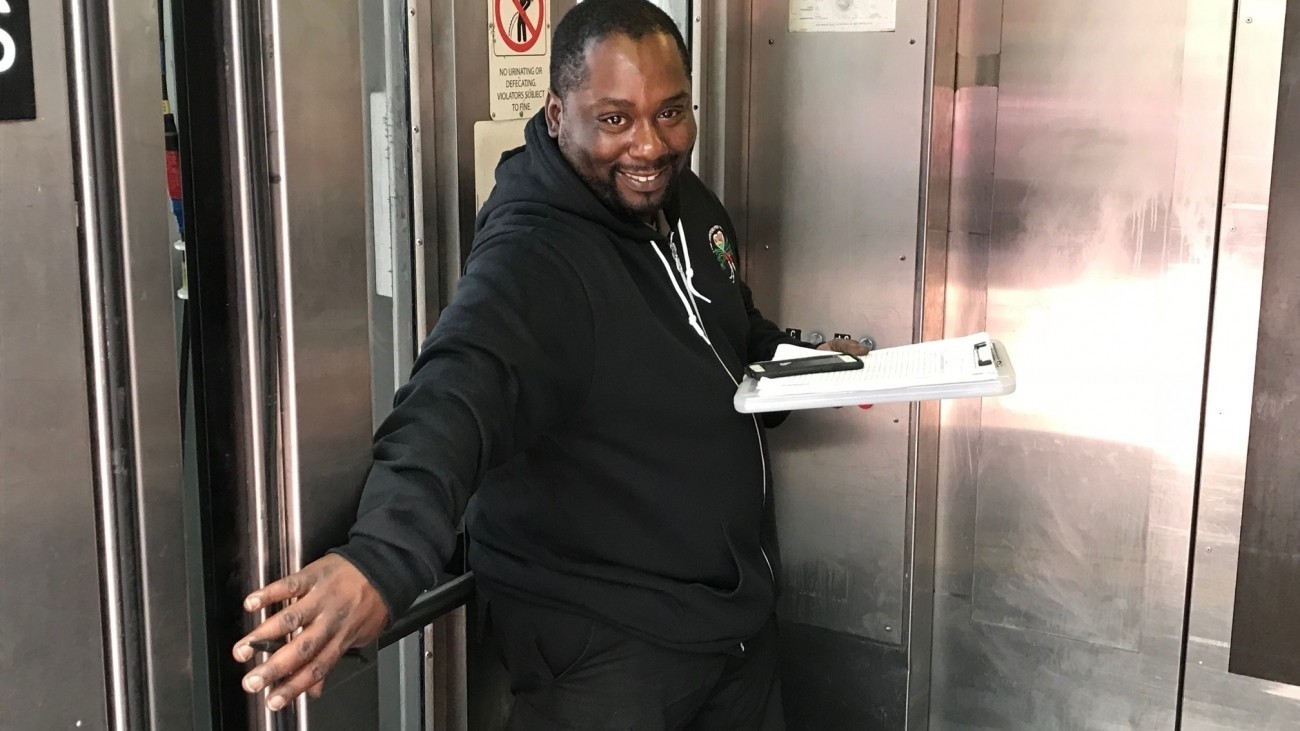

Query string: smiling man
232 1 867 728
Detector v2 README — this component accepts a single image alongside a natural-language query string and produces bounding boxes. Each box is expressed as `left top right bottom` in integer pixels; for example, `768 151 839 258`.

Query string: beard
559 129 689 222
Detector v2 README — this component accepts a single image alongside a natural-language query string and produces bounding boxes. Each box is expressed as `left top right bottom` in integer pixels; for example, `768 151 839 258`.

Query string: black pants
486 593 785 730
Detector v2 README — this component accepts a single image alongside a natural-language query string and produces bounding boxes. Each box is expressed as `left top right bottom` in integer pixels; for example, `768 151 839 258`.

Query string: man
232 1 869 727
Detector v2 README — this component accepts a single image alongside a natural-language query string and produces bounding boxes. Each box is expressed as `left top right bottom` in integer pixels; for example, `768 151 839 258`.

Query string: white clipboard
734 332 1017 413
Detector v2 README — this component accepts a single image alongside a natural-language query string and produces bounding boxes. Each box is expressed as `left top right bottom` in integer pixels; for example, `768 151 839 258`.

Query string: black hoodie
334 112 798 653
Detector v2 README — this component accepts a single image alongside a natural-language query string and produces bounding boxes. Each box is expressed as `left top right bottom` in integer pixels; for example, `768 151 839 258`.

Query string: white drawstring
651 241 708 342
677 220 713 305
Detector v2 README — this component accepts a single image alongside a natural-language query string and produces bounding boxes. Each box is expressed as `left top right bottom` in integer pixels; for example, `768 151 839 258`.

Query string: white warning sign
488 0 551 120
789 0 896 33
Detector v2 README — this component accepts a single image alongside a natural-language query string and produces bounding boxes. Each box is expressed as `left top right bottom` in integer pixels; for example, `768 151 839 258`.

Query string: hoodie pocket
534 614 596 682
691 524 747 599
492 595 597 687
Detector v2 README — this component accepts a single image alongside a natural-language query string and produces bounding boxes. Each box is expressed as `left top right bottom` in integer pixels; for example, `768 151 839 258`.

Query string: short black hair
550 0 691 97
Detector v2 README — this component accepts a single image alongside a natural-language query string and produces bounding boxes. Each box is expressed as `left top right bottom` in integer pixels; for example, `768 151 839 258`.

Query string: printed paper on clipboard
733 332 1017 413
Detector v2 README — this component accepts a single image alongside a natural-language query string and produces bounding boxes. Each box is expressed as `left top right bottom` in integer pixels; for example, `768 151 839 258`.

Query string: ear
544 91 562 139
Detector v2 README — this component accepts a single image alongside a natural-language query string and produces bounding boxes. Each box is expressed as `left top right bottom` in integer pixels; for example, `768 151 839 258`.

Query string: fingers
231 555 387 710
232 596 321 662
238 612 340 707
308 680 326 699
823 339 871 356
243 567 318 613
263 639 348 711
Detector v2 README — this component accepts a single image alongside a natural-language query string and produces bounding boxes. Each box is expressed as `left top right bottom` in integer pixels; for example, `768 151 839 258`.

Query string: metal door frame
175 0 379 725
1183 1 1298 726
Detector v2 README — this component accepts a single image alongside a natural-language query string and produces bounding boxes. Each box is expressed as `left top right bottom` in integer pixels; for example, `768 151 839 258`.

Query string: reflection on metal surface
0 1 111 727
65 0 195 726
931 0 1238 726
361 0 422 723
1229 0 1300 685
224 0 283 725
747 0 929 650
908 0 959 725
1184 0 1300 725
259 0 380 725
65 0 137 721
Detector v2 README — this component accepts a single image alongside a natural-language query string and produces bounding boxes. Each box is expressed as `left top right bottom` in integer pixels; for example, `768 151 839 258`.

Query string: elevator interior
3 0 1300 729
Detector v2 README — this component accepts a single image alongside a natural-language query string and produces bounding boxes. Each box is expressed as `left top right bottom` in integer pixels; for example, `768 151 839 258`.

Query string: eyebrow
592 92 691 108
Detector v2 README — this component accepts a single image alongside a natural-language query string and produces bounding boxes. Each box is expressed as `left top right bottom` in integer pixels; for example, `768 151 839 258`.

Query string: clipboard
733 332 1017 414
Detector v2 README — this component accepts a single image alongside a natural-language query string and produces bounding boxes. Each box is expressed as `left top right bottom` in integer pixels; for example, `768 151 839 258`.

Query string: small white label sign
789 0 896 33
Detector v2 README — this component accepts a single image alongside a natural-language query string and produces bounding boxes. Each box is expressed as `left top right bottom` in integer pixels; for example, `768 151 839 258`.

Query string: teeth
623 170 661 183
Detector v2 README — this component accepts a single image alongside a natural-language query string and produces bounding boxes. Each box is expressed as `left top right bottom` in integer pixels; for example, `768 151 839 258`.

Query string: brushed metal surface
1228 0 1300 686
0 1 110 727
1183 1 1300 726
65 0 195 724
909 0 959 725
259 0 381 724
99 0 196 725
931 0 1234 726
746 0 931 650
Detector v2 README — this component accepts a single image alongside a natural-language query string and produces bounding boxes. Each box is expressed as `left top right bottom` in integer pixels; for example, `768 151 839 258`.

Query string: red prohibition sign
495 0 544 54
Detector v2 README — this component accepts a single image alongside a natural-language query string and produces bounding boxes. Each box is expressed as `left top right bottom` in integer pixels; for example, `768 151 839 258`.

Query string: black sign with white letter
0 0 37 122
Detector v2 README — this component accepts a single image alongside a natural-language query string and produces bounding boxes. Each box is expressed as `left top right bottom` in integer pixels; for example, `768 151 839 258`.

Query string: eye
600 114 627 127
660 108 683 120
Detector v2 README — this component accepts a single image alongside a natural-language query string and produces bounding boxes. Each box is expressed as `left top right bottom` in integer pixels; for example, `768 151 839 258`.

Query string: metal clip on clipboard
974 341 1002 368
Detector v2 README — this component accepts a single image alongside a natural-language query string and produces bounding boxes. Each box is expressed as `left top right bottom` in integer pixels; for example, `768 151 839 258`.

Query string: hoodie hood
475 112 669 244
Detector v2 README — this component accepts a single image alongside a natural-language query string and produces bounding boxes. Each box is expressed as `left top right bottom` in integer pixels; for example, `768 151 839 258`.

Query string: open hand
232 554 388 711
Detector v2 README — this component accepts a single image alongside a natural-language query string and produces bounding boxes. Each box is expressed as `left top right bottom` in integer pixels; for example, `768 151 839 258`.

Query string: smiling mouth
616 167 670 192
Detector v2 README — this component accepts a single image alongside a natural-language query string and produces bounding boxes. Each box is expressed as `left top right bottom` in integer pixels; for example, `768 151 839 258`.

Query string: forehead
576 32 689 97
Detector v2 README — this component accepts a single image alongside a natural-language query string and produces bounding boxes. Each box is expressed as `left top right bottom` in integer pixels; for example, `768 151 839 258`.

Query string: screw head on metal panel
807 331 826 346
1246 17 1253 23
858 336 876 350
769 39 775 45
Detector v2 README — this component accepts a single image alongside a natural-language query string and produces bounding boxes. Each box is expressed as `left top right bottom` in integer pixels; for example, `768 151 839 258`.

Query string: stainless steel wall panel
63 0 196 723
908 0 960 725
934 229 988 603
259 0 381 724
931 0 1236 726
948 0 1001 238
0 2 109 729
101 0 195 723
747 0 931 650
1226 0 1300 683
1183 0 1300 725
0 36 111 729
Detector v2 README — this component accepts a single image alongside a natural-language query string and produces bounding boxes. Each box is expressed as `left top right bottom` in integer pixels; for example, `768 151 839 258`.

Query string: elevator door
733 0 1300 728
930 0 1299 729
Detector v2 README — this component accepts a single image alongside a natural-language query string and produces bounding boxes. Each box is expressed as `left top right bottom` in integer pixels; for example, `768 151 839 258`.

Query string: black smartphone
746 352 863 379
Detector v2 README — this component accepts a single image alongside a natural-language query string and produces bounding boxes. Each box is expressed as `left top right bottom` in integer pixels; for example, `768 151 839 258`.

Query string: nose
628 119 667 163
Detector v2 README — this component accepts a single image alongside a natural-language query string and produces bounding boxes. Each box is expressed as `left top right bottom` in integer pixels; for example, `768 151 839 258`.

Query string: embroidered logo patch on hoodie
709 225 737 284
